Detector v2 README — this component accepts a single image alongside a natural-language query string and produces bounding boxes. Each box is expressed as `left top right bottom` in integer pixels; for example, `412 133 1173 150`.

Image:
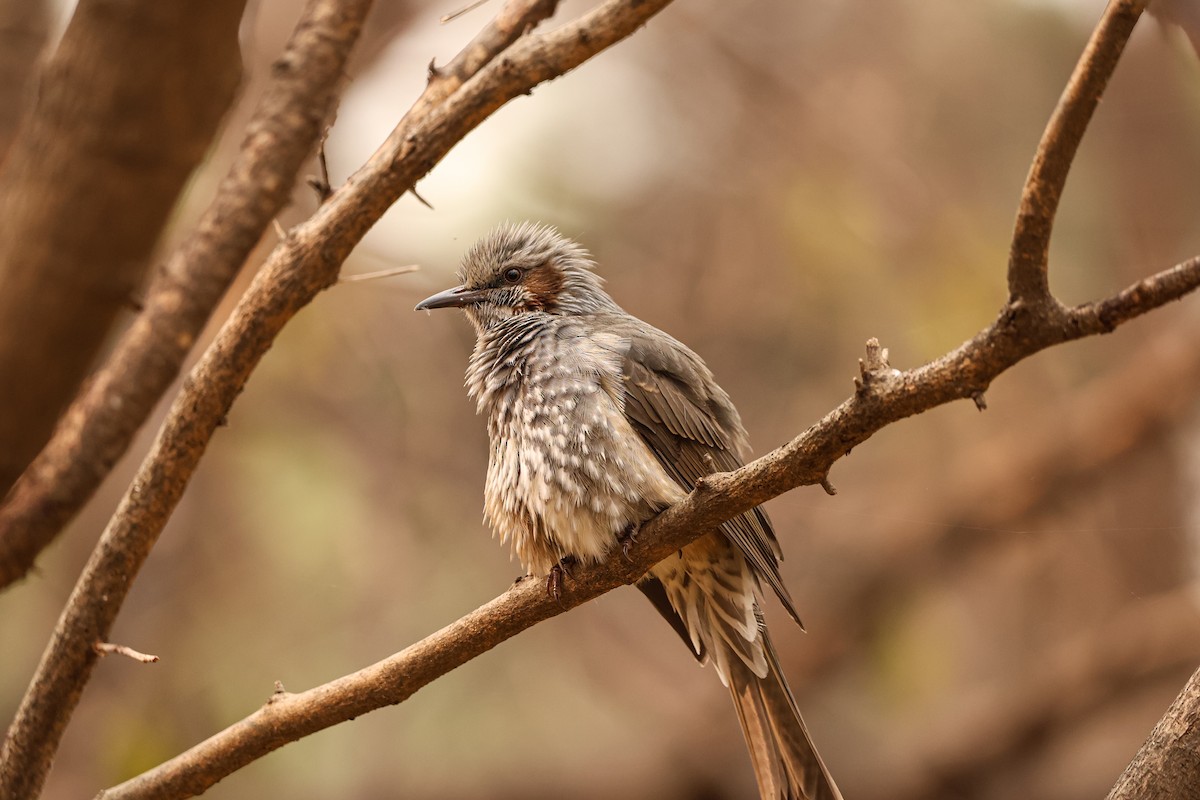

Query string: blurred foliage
3 0 1200 798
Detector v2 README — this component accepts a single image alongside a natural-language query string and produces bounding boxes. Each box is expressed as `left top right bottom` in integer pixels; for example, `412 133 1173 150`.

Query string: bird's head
415 222 617 333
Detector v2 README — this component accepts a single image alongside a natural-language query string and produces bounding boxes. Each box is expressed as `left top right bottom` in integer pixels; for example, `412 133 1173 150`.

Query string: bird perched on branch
416 222 841 800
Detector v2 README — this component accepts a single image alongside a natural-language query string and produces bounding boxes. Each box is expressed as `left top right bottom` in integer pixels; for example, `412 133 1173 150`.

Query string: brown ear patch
523 261 565 312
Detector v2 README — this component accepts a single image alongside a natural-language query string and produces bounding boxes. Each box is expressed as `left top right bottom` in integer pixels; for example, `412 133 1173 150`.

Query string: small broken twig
338 265 420 283
93 642 159 664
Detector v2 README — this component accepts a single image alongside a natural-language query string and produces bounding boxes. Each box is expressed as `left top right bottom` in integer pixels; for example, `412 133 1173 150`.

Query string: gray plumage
416 221 841 800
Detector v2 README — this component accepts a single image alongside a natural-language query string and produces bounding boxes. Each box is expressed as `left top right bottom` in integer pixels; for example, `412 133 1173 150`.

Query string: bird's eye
502 267 522 284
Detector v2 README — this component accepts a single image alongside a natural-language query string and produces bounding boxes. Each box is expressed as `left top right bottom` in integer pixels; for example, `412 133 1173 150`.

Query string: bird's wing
618 322 801 626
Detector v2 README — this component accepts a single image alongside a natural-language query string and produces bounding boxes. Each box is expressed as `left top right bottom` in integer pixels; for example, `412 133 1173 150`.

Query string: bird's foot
618 522 641 562
546 556 577 604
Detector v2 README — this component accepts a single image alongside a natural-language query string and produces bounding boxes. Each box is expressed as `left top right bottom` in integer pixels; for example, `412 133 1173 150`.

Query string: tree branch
0 0 247 497
1107 662 1200 800
0 1 675 797
94 5 1195 793
7 0 1184 795
802 313 1200 686
0 0 373 591
0 0 378 793
1007 0 1146 304
98 245 1200 797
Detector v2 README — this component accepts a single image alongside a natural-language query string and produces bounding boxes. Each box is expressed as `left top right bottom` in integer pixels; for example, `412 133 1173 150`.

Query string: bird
416 222 842 800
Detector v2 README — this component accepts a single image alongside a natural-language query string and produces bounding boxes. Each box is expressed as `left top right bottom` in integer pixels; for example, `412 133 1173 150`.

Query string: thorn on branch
427 57 443 82
820 476 837 496
269 680 290 703
307 142 333 204
93 641 159 664
409 186 434 210
272 219 288 241
972 392 988 411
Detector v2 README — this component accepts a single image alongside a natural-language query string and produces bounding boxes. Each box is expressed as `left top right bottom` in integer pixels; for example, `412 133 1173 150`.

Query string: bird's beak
414 285 487 311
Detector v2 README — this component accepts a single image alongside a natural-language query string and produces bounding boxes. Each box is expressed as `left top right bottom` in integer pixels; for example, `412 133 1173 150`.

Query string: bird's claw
546 556 577 604
618 522 640 562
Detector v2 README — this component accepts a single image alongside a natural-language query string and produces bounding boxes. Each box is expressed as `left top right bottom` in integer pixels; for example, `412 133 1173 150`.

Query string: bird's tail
645 538 841 800
727 630 842 800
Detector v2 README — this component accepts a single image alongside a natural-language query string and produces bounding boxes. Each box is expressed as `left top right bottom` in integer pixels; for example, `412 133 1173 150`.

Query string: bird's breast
469 323 684 574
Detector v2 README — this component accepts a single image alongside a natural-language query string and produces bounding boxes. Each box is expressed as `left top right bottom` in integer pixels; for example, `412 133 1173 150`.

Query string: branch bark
1106 663 1200 800
0 0 372 591
0 0 247 497
0 0 675 797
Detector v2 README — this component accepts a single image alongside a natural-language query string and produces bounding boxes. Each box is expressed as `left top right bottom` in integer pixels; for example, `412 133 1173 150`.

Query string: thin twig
1007 0 1147 304
338 265 419 283
408 185 434 209
306 140 333 203
92 642 159 664
441 0 490 24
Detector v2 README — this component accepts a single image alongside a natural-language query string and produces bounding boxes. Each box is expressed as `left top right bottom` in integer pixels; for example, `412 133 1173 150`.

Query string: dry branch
104 239 1200 794
92 642 159 665
799 312 1200 684
1 0 676 797
1007 0 1144 303
99 249 1200 794
0 0 377 795
0 0 373 591
1107 662 1200 800
94 2 1200 795
0 0 246 497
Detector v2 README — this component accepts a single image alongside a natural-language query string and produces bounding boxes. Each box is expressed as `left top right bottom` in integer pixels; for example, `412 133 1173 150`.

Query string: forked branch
102 3 1200 795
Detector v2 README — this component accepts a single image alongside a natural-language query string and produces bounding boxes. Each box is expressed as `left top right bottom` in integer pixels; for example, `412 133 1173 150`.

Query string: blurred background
3 0 1200 798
